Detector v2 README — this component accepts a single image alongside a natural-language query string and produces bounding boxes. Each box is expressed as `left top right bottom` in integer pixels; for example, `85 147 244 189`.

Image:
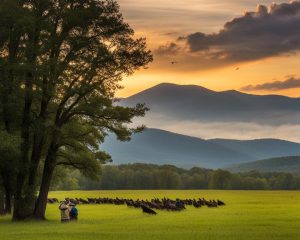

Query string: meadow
0 190 300 240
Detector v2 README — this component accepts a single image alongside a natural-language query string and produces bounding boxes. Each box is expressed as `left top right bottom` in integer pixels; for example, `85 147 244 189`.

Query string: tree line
51 163 300 190
0 0 152 220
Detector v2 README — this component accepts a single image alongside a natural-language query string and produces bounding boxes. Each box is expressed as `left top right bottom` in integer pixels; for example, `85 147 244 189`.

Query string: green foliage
209 169 232 189
51 168 80 190
0 131 20 167
0 130 20 187
51 164 300 190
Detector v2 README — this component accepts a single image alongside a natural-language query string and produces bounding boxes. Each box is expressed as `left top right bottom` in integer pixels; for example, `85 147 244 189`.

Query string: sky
116 0 300 98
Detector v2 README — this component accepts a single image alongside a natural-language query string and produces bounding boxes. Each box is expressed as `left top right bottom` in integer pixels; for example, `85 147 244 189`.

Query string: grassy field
0 190 300 240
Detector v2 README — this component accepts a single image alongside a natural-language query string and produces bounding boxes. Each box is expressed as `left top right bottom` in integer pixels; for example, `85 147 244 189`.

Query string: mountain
121 83 300 125
102 128 300 169
208 138 300 161
102 128 251 168
228 156 300 173
109 84 300 168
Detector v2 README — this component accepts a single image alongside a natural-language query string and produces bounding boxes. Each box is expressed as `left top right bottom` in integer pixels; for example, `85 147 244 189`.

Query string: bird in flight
235 67 240 71
171 61 177 65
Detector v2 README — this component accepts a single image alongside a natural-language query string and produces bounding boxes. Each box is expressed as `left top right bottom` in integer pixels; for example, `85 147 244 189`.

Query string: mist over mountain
102 128 300 169
120 83 300 142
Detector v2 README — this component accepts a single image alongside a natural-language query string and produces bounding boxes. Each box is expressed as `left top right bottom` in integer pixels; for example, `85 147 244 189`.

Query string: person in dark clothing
69 203 78 221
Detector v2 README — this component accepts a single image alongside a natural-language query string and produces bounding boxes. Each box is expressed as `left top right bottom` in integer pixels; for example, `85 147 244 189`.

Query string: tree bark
28 75 49 190
33 140 58 220
12 71 34 221
28 135 45 187
4 185 12 214
13 11 42 220
0 191 5 215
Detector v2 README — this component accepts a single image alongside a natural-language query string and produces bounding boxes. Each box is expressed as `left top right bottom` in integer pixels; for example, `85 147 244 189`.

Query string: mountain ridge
121 83 300 126
228 156 300 173
102 128 300 169
127 83 300 100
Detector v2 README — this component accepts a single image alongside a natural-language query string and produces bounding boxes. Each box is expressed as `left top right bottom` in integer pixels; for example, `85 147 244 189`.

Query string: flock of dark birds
48 197 226 215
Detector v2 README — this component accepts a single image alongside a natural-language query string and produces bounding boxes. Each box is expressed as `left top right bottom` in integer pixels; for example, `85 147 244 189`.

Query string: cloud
160 121 300 143
154 42 180 56
241 76 300 91
182 1 300 62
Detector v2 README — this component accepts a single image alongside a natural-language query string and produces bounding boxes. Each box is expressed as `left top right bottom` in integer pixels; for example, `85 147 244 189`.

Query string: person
59 200 70 223
69 203 78 221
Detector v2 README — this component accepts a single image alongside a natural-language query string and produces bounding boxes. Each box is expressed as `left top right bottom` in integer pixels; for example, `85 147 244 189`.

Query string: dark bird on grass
141 205 157 215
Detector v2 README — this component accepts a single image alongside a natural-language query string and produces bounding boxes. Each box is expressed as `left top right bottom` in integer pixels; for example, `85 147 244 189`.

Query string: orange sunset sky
116 0 300 98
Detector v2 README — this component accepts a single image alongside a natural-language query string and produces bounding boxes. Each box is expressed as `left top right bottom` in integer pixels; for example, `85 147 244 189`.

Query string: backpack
70 207 78 217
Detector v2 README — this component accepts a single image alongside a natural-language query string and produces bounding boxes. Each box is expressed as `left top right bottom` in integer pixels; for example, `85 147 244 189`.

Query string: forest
51 163 300 190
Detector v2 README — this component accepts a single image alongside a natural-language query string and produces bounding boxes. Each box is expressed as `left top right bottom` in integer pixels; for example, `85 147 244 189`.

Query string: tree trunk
4 184 12 214
0 191 5 215
12 72 34 221
0 171 12 215
28 135 45 187
33 144 58 220
28 75 49 193
12 11 42 220
5 195 11 215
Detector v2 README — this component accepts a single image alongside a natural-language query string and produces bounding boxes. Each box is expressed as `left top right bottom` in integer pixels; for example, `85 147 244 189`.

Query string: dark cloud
241 76 300 91
154 42 180 56
183 1 300 61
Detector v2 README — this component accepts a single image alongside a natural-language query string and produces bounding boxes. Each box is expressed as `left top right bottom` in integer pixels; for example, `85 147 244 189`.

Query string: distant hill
208 138 300 161
228 156 300 173
102 128 300 169
121 83 300 125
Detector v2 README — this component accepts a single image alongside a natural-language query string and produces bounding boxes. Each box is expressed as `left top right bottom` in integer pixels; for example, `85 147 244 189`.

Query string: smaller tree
0 189 4 215
0 131 20 214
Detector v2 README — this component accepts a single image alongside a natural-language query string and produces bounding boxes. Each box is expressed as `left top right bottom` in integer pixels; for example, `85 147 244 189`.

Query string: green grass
1 190 300 240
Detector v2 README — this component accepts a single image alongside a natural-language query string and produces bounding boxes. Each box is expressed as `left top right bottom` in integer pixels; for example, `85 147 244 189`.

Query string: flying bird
171 61 178 65
235 67 240 71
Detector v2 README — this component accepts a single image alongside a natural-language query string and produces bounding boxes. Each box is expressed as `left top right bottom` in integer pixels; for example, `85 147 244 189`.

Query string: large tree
0 0 152 221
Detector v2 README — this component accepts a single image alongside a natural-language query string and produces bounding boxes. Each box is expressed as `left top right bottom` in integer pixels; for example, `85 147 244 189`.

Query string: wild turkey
141 205 157 215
